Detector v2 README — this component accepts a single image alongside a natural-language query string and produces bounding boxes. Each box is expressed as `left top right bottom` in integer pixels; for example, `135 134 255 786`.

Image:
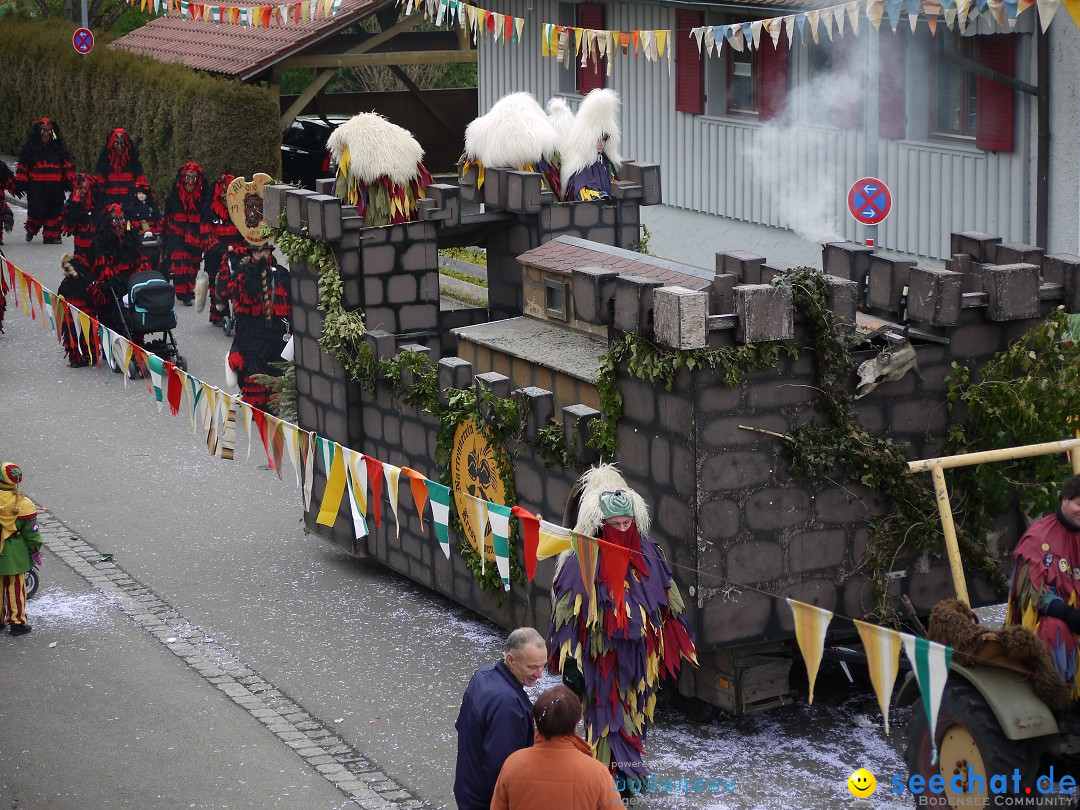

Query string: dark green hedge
0 18 281 203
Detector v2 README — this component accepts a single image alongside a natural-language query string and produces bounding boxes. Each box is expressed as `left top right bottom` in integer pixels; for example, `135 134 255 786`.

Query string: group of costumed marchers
326 112 432 226
1006 494 1080 699
548 464 698 789
458 88 623 203
15 117 75 244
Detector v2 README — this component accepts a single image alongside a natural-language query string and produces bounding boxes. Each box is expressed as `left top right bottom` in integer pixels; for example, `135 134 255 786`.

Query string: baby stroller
109 270 187 375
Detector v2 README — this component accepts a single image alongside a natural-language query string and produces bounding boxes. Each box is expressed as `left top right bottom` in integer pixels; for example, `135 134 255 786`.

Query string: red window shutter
976 34 1016 152
758 27 788 124
878 29 906 138
577 3 605 94
675 10 703 114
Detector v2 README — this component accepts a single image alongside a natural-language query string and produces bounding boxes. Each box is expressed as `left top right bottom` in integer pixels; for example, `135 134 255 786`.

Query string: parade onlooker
94 128 148 208
200 173 244 325
162 162 209 304
63 172 100 260
491 685 616 810
15 117 75 244
453 627 546 810
0 462 43 636
123 180 164 271
225 242 291 412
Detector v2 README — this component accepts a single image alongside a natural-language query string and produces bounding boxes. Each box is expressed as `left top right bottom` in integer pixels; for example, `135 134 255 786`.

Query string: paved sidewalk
0 509 425 809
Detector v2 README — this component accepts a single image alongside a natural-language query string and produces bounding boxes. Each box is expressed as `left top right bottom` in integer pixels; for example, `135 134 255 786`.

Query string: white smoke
744 40 869 246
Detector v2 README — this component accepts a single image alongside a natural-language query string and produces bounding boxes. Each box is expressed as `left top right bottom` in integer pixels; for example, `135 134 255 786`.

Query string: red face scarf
597 521 649 633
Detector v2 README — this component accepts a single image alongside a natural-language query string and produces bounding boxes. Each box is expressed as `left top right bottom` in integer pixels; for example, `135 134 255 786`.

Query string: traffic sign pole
865 30 879 249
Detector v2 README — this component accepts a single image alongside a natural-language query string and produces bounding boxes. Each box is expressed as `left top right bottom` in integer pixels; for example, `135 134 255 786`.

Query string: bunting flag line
460 492 490 573
901 633 954 764
364 455 385 528
786 598 834 705
382 462 402 537
854 619 902 733
133 0 346 26
302 430 317 511
537 518 572 560
569 530 600 627
344 448 370 539
315 441 347 527
401 467 430 531
510 505 539 581
411 0 526 46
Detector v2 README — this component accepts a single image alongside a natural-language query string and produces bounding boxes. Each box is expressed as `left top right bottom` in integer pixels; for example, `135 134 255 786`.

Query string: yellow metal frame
907 434 1080 604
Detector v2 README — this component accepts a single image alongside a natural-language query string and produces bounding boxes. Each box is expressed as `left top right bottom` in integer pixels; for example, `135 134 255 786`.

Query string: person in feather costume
326 113 432 227
560 89 623 203
548 463 697 792
459 92 562 198
1007 474 1080 700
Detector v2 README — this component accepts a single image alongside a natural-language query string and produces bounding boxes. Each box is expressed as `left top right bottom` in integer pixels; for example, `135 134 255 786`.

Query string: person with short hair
454 627 547 810
490 685 616 810
0 463 43 636
1007 474 1080 699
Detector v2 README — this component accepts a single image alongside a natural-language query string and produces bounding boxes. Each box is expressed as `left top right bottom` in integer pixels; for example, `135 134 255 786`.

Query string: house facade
476 0 1080 268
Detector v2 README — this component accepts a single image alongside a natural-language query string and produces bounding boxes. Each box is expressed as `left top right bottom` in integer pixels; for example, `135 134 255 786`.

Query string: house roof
110 0 393 81
517 235 714 291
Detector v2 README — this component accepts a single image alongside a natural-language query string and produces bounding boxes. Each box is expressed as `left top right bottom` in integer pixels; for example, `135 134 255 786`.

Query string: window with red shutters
675 10 704 114
758 27 788 124
577 3 605 94
879 29 907 139
975 34 1015 152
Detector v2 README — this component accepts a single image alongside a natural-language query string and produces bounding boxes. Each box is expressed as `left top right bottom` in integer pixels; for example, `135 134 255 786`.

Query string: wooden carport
111 0 476 169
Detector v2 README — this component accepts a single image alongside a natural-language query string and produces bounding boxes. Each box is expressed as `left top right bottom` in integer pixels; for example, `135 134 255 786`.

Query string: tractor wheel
904 680 1039 806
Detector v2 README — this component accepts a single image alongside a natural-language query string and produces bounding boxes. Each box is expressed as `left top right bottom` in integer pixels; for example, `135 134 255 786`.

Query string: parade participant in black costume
63 173 100 260
57 252 98 367
15 117 75 244
162 162 209 304
0 161 19 247
89 203 151 338
93 128 148 208
225 242 291 412
199 173 244 325
124 180 163 270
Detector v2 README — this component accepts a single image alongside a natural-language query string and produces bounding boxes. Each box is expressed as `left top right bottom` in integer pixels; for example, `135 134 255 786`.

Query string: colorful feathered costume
200 174 244 324
15 117 75 243
548 464 697 783
326 113 432 227
63 173 100 259
460 92 562 198
94 128 148 208
560 89 622 202
163 162 210 302
1007 506 1080 700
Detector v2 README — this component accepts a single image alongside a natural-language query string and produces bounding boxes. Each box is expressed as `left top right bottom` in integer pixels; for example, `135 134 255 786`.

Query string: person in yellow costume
0 462 42 636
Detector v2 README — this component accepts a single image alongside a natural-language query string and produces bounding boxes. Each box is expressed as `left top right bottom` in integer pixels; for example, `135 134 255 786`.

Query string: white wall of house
478 1 1071 266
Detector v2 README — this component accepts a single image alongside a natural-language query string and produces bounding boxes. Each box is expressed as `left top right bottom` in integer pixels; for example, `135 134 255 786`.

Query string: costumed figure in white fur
559 88 623 202
548 463 697 792
327 113 432 227
546 97 575 150
460 92 562 198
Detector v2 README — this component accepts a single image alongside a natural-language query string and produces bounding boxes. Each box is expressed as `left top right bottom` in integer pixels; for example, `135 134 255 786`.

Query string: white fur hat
546 97 575 153
572 462 650 537
464 92 560 167
327 112 424 186
558 88 623 192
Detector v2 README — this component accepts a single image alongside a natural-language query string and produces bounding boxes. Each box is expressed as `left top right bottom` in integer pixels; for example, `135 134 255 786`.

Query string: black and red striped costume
90 204 152 340
162 162 209 302
63 173 100 259
15 117 75 243
200 174 244 324
94 129 148 208
227 251 291 412
0 161 17 247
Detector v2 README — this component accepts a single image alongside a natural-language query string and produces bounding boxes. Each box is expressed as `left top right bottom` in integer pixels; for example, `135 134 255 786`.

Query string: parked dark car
280 115 349 189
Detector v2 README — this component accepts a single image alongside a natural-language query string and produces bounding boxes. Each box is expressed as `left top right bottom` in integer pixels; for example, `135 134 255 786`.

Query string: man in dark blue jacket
454 627 547 809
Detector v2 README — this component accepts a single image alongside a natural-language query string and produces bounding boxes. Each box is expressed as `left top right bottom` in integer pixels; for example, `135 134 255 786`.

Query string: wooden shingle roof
110 0 392 80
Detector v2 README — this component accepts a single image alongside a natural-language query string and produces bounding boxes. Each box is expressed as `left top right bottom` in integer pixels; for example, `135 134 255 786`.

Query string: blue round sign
73 27 94 54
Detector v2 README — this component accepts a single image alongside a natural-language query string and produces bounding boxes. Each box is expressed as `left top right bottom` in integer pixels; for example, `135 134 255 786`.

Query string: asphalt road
0 199 912 810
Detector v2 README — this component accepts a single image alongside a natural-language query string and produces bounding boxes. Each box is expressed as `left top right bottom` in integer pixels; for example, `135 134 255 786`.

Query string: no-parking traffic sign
73 28 94 54
847 177 892 225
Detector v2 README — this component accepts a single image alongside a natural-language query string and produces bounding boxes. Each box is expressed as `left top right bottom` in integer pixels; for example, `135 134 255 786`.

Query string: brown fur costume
928 598 1072 710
